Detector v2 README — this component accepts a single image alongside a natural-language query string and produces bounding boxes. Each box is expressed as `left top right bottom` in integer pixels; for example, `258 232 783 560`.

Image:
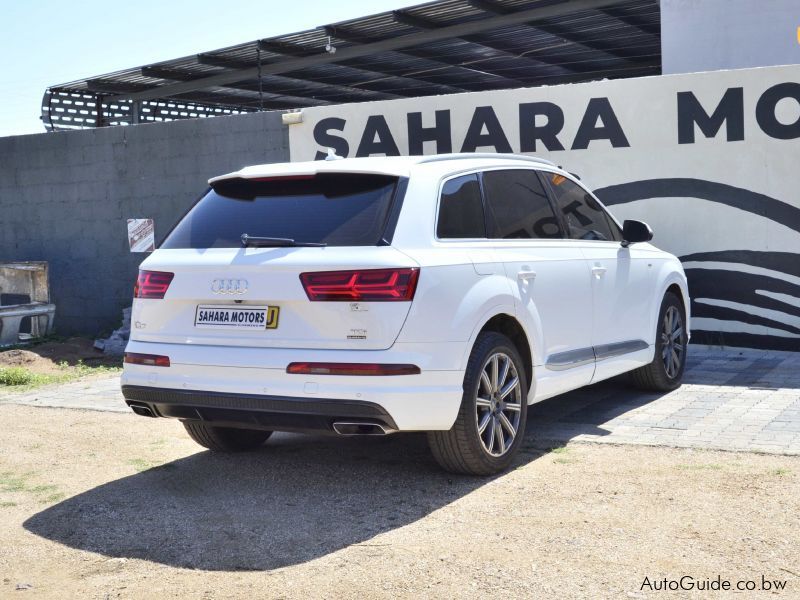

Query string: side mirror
621 220 653 247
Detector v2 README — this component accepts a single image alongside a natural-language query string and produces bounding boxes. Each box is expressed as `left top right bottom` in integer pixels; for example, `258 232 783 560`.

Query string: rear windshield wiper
241 234 327 248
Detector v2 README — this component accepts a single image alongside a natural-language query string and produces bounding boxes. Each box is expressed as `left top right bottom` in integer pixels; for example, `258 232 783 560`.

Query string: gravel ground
0 404 798 599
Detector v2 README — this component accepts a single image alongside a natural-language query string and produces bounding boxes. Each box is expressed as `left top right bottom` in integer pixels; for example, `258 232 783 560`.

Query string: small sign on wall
127 219 155 253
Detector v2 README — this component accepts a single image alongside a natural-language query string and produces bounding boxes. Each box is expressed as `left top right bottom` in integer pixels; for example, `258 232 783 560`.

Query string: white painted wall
661 0 800 74
288 65 800 350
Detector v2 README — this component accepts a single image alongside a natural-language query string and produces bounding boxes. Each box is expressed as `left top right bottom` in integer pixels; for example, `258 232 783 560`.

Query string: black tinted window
437 174 486 238
546 174 620 241
161 174 398 249
482 169 562 239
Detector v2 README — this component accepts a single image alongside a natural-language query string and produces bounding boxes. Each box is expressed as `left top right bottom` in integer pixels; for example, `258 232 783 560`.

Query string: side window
546 173 621 241
437 174 486 239
481 169 563 239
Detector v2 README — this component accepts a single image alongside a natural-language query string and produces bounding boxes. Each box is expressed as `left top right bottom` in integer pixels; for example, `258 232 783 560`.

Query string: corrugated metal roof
42 0 661 131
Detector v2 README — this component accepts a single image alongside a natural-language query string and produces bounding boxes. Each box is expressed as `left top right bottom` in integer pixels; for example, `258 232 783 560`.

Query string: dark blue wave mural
595 180 800 352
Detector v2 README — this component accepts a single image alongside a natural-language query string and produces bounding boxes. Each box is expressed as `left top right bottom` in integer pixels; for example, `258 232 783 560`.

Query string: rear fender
396 267 519 356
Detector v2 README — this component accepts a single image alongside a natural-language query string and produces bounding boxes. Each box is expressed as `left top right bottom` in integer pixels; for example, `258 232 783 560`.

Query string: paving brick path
2 347 799 455
528 347 800 454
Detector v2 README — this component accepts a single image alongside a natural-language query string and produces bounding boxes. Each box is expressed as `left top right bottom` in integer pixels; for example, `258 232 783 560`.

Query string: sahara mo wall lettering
290 65 800 350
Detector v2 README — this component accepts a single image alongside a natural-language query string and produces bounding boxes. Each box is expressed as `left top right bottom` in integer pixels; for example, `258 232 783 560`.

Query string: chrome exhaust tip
332 421 393 436
128 402 156 418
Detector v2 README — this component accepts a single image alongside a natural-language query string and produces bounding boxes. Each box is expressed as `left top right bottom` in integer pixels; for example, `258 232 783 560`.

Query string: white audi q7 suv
122 153 690 475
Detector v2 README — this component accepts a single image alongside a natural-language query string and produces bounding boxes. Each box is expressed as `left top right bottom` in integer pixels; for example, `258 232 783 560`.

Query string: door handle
591 266 607 279
517 269 537 281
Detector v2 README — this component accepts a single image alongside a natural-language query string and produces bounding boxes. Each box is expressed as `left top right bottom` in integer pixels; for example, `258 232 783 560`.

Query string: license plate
195 305 279 330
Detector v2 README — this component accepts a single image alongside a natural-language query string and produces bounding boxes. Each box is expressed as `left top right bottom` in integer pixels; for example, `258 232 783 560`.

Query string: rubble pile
94 307 131 356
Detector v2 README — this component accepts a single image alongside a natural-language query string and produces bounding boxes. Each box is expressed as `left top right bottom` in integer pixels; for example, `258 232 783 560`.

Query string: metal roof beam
200 50 467 96
197 54 466 100
598 4 660 37
324 24 528 88
96 74 336 108
391 9 575 75
469 0 656 64
390 10 439 31
145 60 406 102
466 0 512 15
107 0 629 102
86 79 288 109
92 75 288 108
176 90 331 109
141 66 197 81
532 19 655 63
258 40 317 57
86 79 152 94
218 43 516 96
196 54 251 70
255 40 470 94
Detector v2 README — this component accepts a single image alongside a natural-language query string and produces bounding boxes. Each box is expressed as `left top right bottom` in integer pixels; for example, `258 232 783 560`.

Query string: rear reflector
134 270 174 299
286 362 420 376
124 353 171 367
300 268 419 301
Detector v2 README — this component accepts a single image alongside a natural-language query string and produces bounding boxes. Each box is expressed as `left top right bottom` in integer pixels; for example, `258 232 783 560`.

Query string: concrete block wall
0 111 289 335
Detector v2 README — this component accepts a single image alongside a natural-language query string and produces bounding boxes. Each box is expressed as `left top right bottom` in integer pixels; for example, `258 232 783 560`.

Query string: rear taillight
124 353 171 367
286 362 420 376
300 268 419 301
134 270 174 299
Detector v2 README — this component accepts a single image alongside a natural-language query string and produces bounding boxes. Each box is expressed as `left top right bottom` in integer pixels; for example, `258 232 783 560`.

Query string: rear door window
436 174 486 239
545 173 621 242
482 169 563 239
161 173 399 249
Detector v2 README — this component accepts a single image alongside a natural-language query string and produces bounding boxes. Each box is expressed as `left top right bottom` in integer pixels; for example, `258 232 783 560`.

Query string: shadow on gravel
25 350 740 571
23 431 551 571
21 377 679 572
22 386 635 573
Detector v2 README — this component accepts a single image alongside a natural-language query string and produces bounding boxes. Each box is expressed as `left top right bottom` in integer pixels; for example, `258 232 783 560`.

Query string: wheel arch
461 310 536 399
652 263 691 344
666 282 686 309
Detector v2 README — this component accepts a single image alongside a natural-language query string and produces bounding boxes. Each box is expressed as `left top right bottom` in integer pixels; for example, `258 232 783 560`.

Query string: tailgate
130 246 419 351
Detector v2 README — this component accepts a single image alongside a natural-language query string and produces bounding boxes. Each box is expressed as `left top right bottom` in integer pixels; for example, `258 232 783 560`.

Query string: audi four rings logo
211 279 249 295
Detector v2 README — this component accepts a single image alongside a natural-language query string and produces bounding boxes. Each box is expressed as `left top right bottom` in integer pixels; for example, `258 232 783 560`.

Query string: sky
0 0 421 138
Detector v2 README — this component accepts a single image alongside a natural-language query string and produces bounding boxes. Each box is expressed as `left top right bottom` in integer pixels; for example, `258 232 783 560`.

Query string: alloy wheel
475 352 523 457
661 305 685 379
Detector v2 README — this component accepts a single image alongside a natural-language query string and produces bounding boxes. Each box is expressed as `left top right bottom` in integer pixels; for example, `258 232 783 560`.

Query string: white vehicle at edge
122 153 690 475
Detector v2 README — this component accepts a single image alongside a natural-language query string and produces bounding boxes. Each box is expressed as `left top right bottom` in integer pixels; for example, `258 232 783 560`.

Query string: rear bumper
122 385 398 433
121 340 465 431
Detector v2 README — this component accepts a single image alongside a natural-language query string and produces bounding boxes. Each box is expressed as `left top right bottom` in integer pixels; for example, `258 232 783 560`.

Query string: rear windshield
161 173 399 249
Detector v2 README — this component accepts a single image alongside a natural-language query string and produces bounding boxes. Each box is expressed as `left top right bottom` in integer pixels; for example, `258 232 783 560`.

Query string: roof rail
417 153 556 167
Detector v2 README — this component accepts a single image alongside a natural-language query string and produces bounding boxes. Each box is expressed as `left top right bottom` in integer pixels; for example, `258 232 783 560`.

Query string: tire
428 331 528 476
629 292 688 392
182 421 272 452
